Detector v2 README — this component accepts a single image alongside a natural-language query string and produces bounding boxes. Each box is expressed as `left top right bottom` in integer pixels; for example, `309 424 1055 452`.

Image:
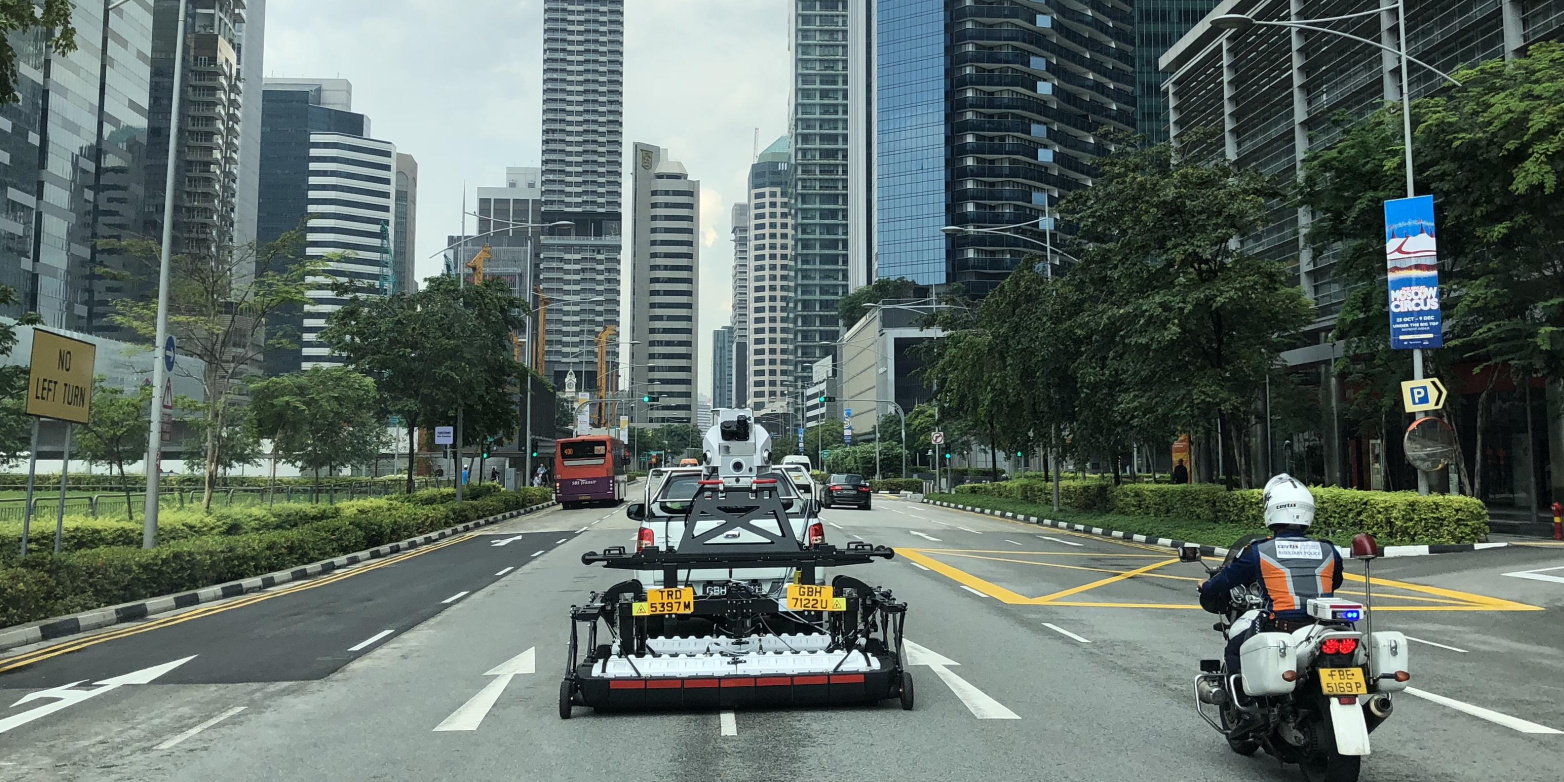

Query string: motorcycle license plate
786 584 846 612
635 588 694 616
1318 668 1367 695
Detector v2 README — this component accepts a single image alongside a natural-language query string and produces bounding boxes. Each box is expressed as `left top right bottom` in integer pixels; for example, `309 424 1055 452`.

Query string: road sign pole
20 418 40 558
1412 350 1429 496
53 423 72 554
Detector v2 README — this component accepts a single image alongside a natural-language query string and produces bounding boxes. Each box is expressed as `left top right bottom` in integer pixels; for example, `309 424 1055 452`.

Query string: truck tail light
637 526 655 552
807 522 825 547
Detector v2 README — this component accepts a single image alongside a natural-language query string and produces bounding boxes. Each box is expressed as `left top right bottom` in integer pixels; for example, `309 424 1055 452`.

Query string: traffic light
643 394 659 403
817 394 835 404
531 449 539 458
1016 450 1024 457
943 452 952 460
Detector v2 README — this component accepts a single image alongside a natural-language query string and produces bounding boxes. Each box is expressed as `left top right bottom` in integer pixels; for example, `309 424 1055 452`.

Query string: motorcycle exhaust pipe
1197 678 1229 706
1363 693 1394 733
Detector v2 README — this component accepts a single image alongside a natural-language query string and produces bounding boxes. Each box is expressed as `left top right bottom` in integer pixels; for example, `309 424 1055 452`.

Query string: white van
781 455 812 470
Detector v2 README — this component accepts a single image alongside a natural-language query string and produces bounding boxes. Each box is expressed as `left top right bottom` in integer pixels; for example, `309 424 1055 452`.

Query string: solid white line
495 566 514 576
956 526 982 535
576 526 588 533
441 591 469 604
531 550 545 557
828 522 844 530
1039 535 1084 547
960 585 988 599
1403 687 1563 734
155 706 245 750
719 710 737 736
851 533 863 540
1042 623 1092 644
434 676 513 731
1405 636 1468 654
910 562 931 571
348 630 394 652
556 538 567 544
1004 539 1023 546
909 530 942 542
924 664 1020 720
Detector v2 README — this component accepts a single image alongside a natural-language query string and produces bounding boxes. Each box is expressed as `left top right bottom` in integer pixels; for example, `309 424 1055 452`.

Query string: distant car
821 473 872 510
781 454 813 471
678 458 700 467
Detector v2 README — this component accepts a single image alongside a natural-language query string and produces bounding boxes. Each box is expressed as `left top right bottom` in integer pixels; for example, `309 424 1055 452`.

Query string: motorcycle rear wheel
1298 752 1361 782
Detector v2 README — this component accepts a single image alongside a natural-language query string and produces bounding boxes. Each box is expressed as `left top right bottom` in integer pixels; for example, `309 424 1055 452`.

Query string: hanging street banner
843 408 853 445
797 427 805 452
1383 196 1444 350
26 330 96 424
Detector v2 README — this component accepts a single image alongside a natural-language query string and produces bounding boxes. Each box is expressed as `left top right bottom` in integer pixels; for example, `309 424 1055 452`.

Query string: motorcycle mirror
1178 545 1203 563
1350 533 1380 560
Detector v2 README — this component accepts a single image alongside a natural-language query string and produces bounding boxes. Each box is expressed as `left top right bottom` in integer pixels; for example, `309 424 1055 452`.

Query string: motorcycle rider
1198 474 1345 731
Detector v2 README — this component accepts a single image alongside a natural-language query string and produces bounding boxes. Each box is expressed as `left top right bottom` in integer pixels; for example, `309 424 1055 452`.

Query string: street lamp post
141 0 189 549
1210 6 1463 496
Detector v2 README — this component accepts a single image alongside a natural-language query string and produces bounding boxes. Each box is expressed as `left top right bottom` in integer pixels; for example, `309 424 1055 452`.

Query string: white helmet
1262 474 1315 530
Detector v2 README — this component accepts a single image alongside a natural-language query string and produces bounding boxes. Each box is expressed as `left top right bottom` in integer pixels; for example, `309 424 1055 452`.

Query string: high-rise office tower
874 0 1135 296
729 202 751 406
629 143 699 426
1133 1 1219 142
538 0 625 392
257 79 396 374
393 154 419 293
1 0 156 333
790 0 865 395
713 326 735 409
745 136 793 414
146 0 248 263
233 0 267 250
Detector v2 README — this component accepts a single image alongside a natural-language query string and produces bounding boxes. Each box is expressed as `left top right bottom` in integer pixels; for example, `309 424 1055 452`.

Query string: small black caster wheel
899 671 915 710
559 679 574 720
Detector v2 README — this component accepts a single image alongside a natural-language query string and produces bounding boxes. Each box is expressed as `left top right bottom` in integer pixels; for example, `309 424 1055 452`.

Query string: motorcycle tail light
807 522 825 547
1322 637 1359 655
637 527 655 552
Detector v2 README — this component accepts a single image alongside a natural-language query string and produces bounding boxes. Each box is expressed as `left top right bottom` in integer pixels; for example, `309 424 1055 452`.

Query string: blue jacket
1200 530 1344 622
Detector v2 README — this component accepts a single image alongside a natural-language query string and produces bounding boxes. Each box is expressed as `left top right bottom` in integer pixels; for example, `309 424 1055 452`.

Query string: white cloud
263 0 786 399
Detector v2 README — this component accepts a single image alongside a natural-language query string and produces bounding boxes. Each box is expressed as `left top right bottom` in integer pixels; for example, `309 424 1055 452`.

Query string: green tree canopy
0 283 41 465
251 368 389 482
836 277 917 327
73 379 151 520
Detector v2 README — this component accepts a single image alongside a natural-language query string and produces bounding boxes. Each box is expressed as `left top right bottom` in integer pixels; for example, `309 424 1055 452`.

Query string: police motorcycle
1183 484 1412 782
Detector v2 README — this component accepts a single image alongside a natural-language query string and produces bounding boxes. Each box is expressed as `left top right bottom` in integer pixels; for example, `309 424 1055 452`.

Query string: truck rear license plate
636 588 694 616
1318 668 1367 695
786 584 846 612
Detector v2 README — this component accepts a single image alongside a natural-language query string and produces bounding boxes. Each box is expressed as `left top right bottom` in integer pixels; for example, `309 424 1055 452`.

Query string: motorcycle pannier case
1369 631 1410 692
1239 632 1298 696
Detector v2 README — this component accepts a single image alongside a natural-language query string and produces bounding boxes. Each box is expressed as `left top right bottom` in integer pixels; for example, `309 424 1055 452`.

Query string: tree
1 1 74 104
321 275 528 493
74 379 151 520
0 283 41 465
250 368 389 488
178 399 262 477
837 276 917 327
106 228 321 508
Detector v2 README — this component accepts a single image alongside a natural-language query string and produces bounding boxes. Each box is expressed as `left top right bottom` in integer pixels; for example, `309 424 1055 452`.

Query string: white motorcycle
1181 534 1412 782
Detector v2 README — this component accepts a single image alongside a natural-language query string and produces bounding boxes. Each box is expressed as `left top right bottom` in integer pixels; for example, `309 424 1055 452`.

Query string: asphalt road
1 496 1560 781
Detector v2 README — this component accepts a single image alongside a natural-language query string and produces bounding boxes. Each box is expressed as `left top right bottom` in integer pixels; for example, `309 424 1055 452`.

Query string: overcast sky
264 0 790 398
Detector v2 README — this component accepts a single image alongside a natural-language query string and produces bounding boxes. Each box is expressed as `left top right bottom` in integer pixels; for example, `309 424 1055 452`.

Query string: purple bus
554 435 628 509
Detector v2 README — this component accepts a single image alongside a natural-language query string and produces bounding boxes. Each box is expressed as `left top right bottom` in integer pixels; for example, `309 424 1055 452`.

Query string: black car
821 473 872 509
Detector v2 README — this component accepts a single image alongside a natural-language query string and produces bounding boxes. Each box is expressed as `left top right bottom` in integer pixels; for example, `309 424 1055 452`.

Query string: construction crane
593 325 617 427
465 245 492 283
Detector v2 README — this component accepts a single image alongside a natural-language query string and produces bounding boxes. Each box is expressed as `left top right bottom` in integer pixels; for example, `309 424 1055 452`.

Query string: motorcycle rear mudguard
1328 695 1372 756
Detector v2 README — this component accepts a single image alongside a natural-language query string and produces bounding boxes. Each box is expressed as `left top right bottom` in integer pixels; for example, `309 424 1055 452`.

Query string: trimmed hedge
870 479 925 493
951 479 1488 545
1 487 555 628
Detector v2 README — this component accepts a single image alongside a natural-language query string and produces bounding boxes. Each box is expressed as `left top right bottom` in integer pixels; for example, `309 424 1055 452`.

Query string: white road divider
347 630 394 652
441 592 469 604
1042 623 1091 644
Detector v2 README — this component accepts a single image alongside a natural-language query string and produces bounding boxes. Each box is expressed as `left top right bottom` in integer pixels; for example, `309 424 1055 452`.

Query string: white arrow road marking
495 566 515 576
903 640 1019 720
1042 623 1091 644
155 706 245 750
1405 636 1468 654
491 535 526 547
434 648 535 732
909 531 941 542
441 592 469 604
719 710 737 736
348 630 394 652
1038 535 1084 547
0 657 196 735
1403 687 1562 734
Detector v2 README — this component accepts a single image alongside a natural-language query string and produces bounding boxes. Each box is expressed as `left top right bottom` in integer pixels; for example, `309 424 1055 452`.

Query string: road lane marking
155 706 245 750
851 534 863 540
531 550 545 557
441 592 470 604
1405 636 1468 653
1039 535 1084 547
556 538 568 544
960 585 988 598
347 630 394 652
576 527 589 533
956 526 982 535
1004 539 1023 546
1 657 196 735
1503 565 1564 585
906 644 1019 720
1042 623 1091 643
491 534 525 547
434 648 535 732
1031 559 1179 604
0 530 482 674
495 567 514 576
1403 687 1563 734
828 522 844 530
720 710 737 736
909 531 942 542
910 562 931 571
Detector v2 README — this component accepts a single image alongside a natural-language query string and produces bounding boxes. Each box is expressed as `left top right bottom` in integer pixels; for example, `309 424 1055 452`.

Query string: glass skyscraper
875 0 947 286
1133 1 1220 142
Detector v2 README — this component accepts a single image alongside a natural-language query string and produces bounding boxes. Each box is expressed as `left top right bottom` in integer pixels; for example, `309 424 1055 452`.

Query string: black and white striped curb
922 498 1509 559
0 499 559 653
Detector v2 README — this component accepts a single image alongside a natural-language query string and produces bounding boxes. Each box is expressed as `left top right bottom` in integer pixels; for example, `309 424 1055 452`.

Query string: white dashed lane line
1406 636 1468 653
956 527 982 535
495 566 514 576
909 562 931 572
441 592 470 604
155 706 246 750
1038 535 1084 547
348 630 394 652
909 531 942 542
960 585 989 599
556 538 568 544
720 710 738 736
828 522 844 530
1004 539 1023 546
531 550 545 557
1042 623 1091 644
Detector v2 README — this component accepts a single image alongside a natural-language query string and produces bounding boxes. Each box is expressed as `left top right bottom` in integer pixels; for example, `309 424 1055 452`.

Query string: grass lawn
926 493 1358 549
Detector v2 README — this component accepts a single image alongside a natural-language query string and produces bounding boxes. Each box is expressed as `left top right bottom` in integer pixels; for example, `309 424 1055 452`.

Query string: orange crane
594 325 617 427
